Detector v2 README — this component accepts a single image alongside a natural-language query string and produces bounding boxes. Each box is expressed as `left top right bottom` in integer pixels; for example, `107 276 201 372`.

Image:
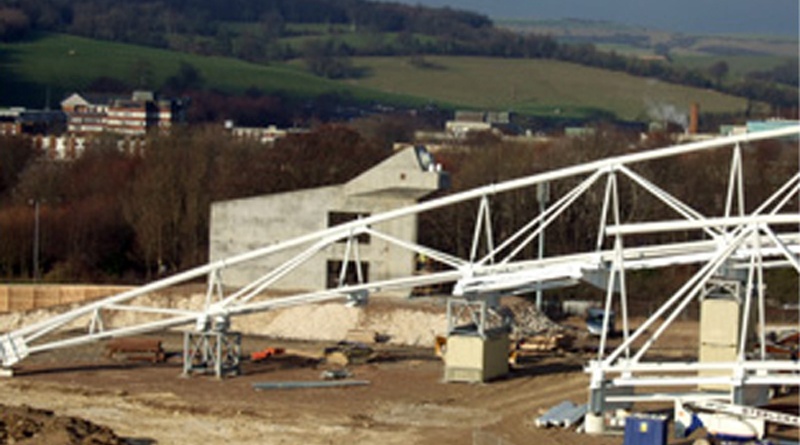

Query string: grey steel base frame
182 330 242 378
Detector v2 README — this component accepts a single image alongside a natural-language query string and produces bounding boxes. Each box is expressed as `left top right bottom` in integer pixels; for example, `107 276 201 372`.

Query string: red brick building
61 91 180 136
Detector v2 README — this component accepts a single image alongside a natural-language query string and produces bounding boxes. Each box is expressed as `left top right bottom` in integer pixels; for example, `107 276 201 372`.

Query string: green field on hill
343 56 753 121
0 33 424 109
1 33 758 121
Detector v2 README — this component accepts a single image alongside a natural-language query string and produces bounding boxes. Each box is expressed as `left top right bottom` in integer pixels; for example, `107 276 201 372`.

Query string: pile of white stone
501 297 566 338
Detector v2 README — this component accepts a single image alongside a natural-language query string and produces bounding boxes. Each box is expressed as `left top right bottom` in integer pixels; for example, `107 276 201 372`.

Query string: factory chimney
689 102 699 135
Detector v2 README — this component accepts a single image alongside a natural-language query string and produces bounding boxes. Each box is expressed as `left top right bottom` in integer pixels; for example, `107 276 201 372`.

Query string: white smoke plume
645 99 688 131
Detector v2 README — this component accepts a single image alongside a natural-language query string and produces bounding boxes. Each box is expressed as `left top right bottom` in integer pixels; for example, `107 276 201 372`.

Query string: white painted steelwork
0 126 798 415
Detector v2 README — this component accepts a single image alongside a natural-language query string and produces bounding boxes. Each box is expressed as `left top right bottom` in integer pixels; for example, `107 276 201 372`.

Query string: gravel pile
0 404 124 445
501 297 566 338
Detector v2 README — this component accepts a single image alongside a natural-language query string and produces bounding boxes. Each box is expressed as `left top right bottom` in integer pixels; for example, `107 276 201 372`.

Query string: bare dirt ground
2 332 616 445
1 298 798 445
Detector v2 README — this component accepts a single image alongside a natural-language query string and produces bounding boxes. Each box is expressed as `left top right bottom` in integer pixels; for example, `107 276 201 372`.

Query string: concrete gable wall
209 147 445 294
345 146 441 199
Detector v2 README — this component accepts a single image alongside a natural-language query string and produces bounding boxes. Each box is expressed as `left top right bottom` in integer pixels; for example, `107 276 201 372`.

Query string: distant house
224 120 309 145
444 110 520 139
0 107 65 136
61 91 183 136
564 126 597 138
445 120 492 138
637 54 668 62
209 145 447 294
0 108 26 136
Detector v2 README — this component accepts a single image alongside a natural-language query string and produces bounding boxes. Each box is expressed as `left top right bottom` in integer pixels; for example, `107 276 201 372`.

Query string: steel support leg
183 330 241 378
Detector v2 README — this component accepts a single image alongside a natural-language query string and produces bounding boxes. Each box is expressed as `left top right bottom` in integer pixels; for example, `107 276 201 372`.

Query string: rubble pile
0 404 124 445
501 296 567 338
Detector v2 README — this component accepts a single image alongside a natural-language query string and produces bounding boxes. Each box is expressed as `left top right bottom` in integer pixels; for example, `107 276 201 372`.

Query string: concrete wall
210 187 420 291
209 147 445 293
0 285 133 313
344 146 443 199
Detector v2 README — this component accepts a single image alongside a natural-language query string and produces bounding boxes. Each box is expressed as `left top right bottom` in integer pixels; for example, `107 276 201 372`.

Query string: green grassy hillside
1 33 758 121
0 33 425 109
343 56 753 120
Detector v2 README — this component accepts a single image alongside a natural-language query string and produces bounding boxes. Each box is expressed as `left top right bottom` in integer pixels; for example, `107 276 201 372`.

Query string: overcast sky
381 0 799 36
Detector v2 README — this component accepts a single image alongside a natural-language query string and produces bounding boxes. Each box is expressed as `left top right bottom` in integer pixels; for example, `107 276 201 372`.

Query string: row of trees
0 125 388 281
0 0 491 47
747 59 799 88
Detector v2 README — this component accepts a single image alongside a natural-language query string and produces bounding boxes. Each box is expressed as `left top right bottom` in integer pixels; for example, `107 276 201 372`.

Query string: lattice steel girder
1 124 798 374
607 214 800 236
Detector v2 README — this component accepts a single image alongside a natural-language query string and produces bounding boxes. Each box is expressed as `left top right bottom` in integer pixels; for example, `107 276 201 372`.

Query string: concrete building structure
445 120 492 138
224 121 309 145
444 110 519 139
209 145 447 293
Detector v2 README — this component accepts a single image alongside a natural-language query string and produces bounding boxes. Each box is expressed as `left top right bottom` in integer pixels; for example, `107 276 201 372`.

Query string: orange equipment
250 347 285 362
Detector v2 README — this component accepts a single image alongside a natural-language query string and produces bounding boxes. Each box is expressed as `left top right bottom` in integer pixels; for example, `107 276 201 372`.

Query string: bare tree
123 128 218 276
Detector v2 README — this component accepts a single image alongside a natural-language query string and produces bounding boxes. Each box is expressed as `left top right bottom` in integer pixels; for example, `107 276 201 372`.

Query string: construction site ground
2 308 798 444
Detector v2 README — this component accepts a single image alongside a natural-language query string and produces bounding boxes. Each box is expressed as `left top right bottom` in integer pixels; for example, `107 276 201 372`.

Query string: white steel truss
1 125 798 409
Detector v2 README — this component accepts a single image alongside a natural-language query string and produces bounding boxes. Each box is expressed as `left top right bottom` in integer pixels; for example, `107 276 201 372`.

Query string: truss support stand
183 330 242 379
732 385 744 405
586 361 636 434
589 385 605 415
443 296 510 383
584 412 605 435
730 380 771 407
442 331 509 383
